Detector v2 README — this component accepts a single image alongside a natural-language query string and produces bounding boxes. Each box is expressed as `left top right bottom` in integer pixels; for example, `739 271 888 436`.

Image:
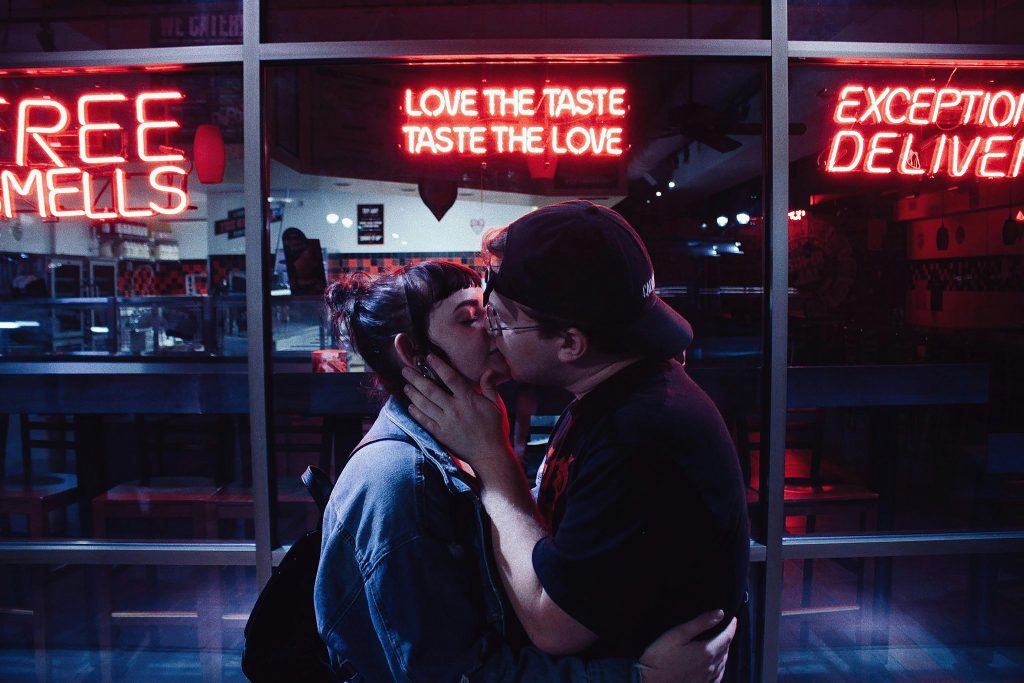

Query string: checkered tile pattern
327 252 487 278
115 260 211 296
117 262 158 297
181 260 209 295
210 255 246 290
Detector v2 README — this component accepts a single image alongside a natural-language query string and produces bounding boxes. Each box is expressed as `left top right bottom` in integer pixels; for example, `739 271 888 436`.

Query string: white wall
266 190 533 254
0 216 94 256
0 215 52 255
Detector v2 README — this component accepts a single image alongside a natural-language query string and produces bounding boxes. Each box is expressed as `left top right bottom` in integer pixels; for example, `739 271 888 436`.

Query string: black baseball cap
484 200 693 359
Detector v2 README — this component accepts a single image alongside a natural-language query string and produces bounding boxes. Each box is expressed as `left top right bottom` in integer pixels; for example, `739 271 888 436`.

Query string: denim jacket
315 398 637 682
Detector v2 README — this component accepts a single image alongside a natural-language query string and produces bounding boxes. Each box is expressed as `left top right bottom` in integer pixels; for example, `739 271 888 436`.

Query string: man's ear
393 333 419 368
557 327 589 363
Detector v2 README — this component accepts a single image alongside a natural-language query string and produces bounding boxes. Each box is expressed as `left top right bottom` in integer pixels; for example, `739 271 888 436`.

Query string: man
403 200 750 680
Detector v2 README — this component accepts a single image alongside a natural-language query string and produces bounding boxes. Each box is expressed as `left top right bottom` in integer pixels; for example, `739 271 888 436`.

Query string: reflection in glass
0 564 255 681
779 554 1024 681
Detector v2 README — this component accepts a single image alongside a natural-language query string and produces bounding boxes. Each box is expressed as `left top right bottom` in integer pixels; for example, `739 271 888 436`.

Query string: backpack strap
350 432 417 459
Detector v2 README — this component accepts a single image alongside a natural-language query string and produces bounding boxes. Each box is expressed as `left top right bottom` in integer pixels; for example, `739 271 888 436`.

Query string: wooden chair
91 415 231 540
0 414 84 683
213 414 339 541
743 409 879 636
0 415 79 538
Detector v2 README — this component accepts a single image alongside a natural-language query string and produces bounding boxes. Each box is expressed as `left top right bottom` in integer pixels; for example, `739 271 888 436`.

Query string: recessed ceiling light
326 213 339 224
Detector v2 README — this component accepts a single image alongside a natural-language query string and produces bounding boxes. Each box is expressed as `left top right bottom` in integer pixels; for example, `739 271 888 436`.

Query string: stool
743 409 879 639
91 414 233 683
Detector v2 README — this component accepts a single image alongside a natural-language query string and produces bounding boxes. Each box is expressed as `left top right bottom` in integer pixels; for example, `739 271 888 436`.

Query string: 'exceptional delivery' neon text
825 84 1024 178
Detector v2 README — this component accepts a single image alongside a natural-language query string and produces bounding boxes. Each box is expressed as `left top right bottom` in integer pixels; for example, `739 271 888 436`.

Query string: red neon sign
0 90 190 220
401 85 627 157
825 83 1024 178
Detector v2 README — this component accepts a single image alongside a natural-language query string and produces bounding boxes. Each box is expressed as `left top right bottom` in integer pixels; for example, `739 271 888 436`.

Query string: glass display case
0 294 334 358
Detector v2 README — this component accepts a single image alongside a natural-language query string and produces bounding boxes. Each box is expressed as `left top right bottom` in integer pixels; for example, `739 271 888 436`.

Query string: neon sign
825 84 1024 178
401 86 626 156
0 90 190 220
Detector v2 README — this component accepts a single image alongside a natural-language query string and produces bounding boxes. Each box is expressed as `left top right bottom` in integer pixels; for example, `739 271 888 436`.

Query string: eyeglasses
484 304 544 338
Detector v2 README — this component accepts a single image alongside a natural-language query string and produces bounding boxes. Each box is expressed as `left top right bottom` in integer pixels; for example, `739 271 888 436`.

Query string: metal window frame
0 2 1023 680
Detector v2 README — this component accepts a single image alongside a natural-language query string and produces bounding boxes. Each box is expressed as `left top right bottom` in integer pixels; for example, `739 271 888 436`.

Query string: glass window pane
783 61 1024 535
0 65 247 359
0 563 254 681
789 0 1024 44
779 553 1024 680
265 1 766 43
1 413 254 542
0 1 242 52
265 57 767 542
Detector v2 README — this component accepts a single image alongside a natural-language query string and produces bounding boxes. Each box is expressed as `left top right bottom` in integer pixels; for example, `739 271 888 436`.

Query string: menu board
357 204 384 245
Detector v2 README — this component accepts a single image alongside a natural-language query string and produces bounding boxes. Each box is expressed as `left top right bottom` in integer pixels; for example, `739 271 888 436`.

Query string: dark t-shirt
532 359 749 658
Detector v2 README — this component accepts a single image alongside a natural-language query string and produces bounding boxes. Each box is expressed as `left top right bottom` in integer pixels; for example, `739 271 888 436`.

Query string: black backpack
242 465 336 682
242 435 412 681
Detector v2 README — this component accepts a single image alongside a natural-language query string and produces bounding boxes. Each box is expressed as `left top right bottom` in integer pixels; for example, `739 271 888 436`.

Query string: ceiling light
392 233 400 239
667 181 676 189
716 216 729 228
655 191 662 197
326 213 339 224
736 213 750 225
341 217 353 228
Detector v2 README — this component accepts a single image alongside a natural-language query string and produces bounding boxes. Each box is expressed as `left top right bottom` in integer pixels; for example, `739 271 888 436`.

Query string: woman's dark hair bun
322 261 480 399
324 272 371 338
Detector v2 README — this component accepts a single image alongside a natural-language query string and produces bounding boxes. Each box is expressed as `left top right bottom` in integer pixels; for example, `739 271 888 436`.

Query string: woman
316 261 734 682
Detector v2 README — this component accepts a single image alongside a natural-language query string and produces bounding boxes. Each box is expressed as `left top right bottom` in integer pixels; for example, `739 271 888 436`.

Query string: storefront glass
782 61 1024 535
0 65 247 358
3 2 1023 681
264 56 768 541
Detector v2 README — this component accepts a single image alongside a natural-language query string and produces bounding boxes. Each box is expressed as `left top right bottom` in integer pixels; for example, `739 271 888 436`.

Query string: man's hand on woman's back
637 610 736 683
